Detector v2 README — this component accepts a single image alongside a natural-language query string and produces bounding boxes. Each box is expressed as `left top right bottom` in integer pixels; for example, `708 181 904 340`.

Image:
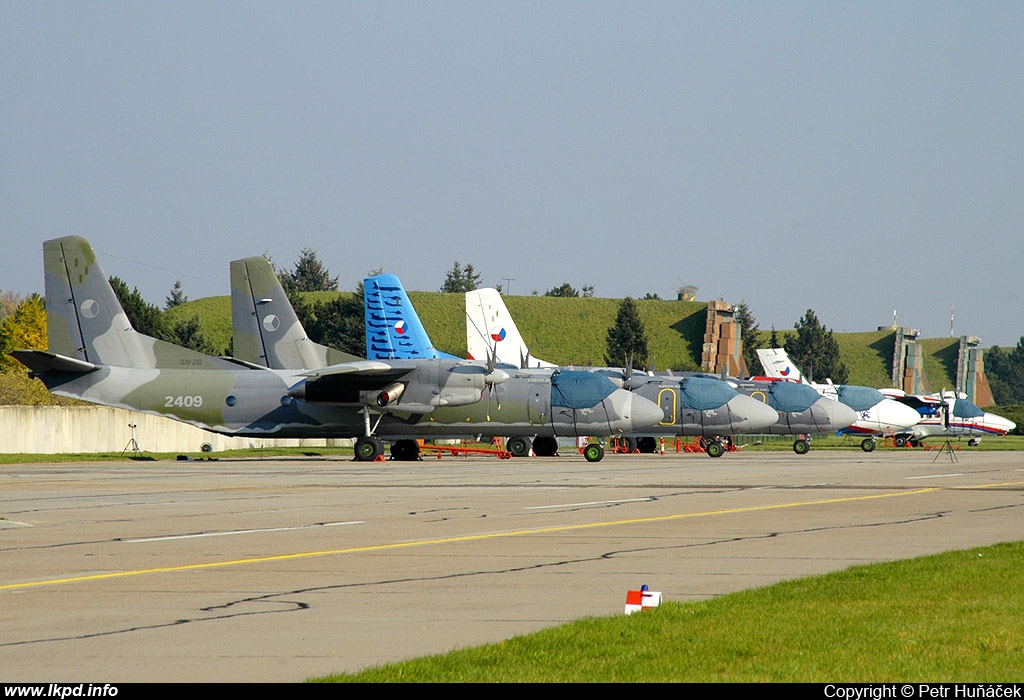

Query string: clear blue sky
3 2 1022 347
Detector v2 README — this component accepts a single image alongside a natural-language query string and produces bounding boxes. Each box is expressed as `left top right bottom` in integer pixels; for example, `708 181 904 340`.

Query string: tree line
2 247 1024 407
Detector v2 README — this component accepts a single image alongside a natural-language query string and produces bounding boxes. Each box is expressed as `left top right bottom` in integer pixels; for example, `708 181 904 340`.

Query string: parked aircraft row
17 237 1012 462
229 261 780 459
459 287 936 454
364 278 857 455
756 348 1015 449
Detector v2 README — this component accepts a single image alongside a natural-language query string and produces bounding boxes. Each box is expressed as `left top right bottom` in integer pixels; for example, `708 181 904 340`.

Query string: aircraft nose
991 413 1016 434
821 397 858 430
628 392 665 432
879 399 923 431
729 394 780 433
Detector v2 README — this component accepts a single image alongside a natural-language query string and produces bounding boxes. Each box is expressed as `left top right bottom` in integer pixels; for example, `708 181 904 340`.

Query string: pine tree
109 277 164 338
784 309 848 383
440 261 482 293
545 282 580 298
165 280 188 309
279 248 339 293
734 300 762 377
605 297 648 368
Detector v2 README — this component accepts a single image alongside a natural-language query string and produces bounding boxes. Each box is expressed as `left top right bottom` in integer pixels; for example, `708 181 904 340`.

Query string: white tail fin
755 348 805 382
465 288 556 369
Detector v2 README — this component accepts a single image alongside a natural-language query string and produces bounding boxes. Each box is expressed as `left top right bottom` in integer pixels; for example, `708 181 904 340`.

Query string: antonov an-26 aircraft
15 237 665 463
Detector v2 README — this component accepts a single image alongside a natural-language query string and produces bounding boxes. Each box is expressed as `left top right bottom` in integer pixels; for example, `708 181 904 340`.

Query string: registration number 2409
164 395 204 408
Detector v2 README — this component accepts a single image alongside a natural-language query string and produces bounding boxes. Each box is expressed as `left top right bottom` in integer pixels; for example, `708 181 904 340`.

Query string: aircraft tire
636 437 657 453
860 438 876 453
705 440 725 458
532 436 558 457
355 436 383 461
793 439 810 455
583 443 604 462
894 436 908 448
507 436 532 457
390 439 420 461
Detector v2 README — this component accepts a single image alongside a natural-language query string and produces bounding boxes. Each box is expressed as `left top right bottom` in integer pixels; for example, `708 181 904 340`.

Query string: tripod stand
121 422 140 456
932 435 959 463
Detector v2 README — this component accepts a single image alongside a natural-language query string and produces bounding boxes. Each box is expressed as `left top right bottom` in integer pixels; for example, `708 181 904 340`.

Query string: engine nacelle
375 382 405 407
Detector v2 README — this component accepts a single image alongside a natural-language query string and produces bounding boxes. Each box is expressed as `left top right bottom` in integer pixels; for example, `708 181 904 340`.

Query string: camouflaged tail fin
229 256 360 370
43 236 234 370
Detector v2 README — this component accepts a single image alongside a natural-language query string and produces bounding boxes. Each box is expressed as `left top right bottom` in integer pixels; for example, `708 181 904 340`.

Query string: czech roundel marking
781 367 791 377
395 320 406 335
491 328 506 342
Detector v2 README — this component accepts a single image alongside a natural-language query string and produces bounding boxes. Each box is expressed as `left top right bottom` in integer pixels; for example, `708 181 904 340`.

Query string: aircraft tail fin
465 288 556 368
363 274 460 360
755 348 805 383
10 349 97 375
230 256 361 370
42 236 231 370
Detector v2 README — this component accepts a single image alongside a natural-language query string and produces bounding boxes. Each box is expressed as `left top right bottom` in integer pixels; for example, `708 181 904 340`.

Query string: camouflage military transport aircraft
14 237 666 462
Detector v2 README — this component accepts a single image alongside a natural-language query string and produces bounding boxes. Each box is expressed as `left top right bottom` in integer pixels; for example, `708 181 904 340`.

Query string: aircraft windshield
836 385 885 411
550 370 617 409
678 376 737 410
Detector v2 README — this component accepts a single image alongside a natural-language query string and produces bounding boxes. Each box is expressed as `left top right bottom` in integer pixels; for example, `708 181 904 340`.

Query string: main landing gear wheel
705 440 725 458
861 438 877 453
793 439 810 455
636 437 657 453
507 436 532 457
390 439 420 461
532 436 558 457
894 435 909 448
583 443 605 462
355 436 384 461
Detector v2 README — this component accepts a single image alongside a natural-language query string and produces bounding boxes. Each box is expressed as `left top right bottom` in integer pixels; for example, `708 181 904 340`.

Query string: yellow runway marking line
6 483 1021 592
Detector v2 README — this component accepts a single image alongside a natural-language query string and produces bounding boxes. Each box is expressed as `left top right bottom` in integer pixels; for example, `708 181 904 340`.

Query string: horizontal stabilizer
11 349 98 375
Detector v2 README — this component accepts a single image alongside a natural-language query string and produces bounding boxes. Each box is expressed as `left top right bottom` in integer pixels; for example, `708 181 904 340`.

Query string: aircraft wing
290 359 494 414
299 359 419 379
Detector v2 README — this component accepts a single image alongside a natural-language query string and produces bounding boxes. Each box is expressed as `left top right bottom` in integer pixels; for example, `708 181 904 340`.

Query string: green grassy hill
163 292 972 393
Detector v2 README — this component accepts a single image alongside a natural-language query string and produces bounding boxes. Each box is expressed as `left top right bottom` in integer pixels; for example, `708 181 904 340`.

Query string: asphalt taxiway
2 448 1023 682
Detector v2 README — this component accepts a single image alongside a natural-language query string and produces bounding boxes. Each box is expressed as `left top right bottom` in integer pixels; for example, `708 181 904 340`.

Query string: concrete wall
0 405 351 454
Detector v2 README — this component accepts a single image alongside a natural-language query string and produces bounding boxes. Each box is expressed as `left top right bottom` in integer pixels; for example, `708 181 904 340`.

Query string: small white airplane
756 348 924 452
878 388 1015 447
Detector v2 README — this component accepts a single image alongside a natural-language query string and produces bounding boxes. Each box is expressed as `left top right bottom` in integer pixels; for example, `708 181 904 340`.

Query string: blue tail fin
363 274 460 360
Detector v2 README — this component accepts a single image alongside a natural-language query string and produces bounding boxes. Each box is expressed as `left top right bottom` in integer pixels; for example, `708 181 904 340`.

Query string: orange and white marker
624 585 661 614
